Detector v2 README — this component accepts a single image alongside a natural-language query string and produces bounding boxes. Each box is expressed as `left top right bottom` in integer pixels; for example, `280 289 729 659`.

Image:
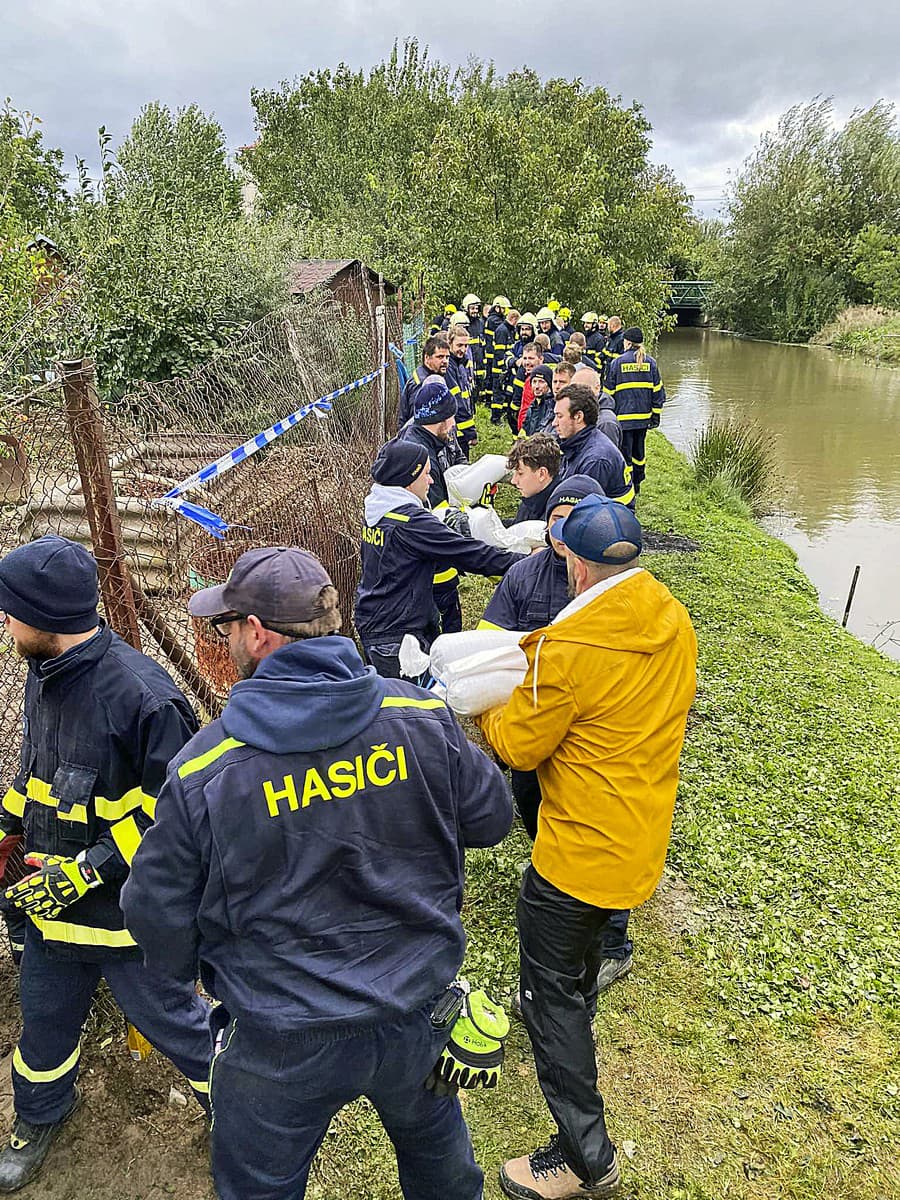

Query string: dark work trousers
512 772 633 960
363 623 437 684
517 866 618 1184
209 1003 483 1200
433 578 463 635
620 427 648 493
13 921 212 1124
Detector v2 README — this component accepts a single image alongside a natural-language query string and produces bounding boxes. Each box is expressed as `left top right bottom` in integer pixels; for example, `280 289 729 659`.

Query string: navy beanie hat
371 439 430 487
413 375 457 425
0 536 100 633
544 473 606 519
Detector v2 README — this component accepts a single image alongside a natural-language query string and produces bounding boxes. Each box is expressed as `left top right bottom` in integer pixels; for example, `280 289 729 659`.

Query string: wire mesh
0 265 408 908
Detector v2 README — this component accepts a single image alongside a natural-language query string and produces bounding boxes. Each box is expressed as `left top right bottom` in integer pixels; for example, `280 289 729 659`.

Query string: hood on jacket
363 483 424 528
222 635 385 753
598 392 615 412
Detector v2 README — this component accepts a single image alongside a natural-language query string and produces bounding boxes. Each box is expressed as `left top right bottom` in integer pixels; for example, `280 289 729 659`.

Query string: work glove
649 411 661 429
443 508 472 538
0 832 23 882
4 852 102 919
425 987 510 1097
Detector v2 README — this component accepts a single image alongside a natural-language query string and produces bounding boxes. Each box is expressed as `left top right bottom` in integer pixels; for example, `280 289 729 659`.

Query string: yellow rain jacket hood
478 569 697 909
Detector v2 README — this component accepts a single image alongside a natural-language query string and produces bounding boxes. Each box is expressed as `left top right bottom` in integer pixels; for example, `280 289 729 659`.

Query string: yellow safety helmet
547 299 561 313
518 312 538 330
581 311 598 325
448 310 470 327
462 293 481 309
444 303 457 316
536 306 556 322
491 295 511 311
598 314 609 324
559 306 571 321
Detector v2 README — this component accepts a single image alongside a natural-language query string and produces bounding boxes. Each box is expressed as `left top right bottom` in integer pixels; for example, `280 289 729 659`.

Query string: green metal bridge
663 280 714 311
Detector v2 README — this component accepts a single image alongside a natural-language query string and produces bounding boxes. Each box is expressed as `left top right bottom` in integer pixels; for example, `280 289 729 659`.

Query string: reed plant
691 416 774 515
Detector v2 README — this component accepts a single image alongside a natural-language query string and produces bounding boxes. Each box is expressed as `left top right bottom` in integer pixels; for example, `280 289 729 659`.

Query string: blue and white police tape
154 362 388 537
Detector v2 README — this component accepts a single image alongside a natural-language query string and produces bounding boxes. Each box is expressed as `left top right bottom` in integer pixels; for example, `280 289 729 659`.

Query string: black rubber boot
0 1088 81 1193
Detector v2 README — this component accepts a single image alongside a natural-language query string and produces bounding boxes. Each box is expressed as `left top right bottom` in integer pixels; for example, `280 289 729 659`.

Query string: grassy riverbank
812 305 900 364
426 416 898 1200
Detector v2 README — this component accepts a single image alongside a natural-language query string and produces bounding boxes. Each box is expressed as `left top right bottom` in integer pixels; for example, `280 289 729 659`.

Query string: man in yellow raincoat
478 495 697 1200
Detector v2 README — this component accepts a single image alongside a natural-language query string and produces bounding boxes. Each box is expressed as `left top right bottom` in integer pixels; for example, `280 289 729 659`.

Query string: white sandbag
466 505 508 548
501 520 547 554
429 633 529 716
429 629 525 679
398 634 431 679
444 455 510 506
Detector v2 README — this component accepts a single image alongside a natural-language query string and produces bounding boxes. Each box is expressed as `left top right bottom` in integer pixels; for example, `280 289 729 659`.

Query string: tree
0 102 67 230
852 224 900 309
716 99 900 340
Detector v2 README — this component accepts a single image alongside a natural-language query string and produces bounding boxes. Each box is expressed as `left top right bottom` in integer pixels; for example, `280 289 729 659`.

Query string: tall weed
691 417 774 515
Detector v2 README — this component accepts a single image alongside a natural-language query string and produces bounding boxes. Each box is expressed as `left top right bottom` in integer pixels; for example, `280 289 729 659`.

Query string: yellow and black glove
4 853 102 919
426 987 510 1097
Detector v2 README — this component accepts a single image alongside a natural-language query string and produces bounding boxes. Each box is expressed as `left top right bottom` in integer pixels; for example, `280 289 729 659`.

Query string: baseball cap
550 494 642 565
188 546 334 623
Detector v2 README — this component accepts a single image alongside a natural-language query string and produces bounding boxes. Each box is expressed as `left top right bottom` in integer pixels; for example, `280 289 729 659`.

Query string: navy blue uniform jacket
398 364 430 428
123 637 513 1031
1 625 197 961
481 548 569 632
558 426 635 507
603 350 665 430
355 492 521 643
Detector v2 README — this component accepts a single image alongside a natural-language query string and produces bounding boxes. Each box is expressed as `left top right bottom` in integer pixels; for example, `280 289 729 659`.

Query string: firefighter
505 341 545 436
510 313 537 360
0 537 211 1193
461 294 487 399
354 440 523 678
398 333 450 428
581 312 606 373
446 325 478 460
553 382 635 506
602 326 665 494
428 304 456 336
122 546 513 1200
558 306 575 340
536 307 565 355
602 316 626 371
485 297 514 424
399 377 469 637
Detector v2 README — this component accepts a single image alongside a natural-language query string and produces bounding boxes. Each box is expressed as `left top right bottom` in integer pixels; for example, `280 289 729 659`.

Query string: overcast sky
5 0 900 218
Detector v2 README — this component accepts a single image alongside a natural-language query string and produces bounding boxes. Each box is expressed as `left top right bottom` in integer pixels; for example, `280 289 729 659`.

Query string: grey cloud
4 0 899 201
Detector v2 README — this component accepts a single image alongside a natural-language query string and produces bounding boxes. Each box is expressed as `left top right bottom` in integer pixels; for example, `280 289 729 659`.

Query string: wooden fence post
60 359 142 651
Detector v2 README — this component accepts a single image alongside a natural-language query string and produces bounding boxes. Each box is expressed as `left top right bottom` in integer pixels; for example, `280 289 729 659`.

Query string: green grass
812 305 900 364
307 409 900 1199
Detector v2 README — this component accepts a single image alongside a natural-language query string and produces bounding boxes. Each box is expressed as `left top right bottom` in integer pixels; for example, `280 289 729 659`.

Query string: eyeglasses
209 613 245 640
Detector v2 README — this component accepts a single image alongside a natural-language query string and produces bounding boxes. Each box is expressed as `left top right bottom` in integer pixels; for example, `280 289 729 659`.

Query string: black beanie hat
413 376 457 425
0 535 99 633
371 439 430 487
544 473 606 520
622 326 644 343
530 365 554 390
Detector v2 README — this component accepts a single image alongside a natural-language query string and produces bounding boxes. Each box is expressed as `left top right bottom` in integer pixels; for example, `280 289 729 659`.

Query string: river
658 328 900 660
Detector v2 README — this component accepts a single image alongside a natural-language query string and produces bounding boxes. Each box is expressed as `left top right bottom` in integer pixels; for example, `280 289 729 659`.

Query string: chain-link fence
0 266 410 907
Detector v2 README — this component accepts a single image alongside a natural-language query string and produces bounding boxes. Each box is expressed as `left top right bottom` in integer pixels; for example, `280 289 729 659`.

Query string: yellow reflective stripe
95 787 150 822
26 777 86 823
513 378 524 389
13 1042 81 1084
477 619 505 631
2 787 26 818
614 382 654 392
617 412 653 421
653 382 664 392
457 418 476 430
380 696 446 710
449 385 461 395
652 407 663 414
434 500 450 510
616 486 636 506
383 512 410 523
433 567 458 584
189 1079 210 1094
111 815 142 865
142 794 157 820
30 915 137 949
178 737 247 780
602 390 614 399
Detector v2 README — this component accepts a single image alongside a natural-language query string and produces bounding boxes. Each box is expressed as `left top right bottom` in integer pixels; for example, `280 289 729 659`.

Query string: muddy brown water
659 328 900 660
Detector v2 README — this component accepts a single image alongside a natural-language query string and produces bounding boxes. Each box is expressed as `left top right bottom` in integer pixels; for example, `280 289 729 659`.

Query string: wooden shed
287 259 397 320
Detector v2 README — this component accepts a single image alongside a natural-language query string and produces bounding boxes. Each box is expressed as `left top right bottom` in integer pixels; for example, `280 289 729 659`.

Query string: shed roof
288 258 397 296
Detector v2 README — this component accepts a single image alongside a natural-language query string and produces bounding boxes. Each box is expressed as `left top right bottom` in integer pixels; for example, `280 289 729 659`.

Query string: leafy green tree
716 99 900 340
0 102 67 229
852 224 900 309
